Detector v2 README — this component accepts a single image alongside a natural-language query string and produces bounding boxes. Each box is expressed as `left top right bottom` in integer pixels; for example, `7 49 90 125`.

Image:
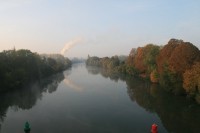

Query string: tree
183 62 200 97
156 39 180 74
127 44 160 77
143 44 160 74
0 49 71 92
156 39 200 85
132 47 146 73
168 42 200 75
126 48 136 66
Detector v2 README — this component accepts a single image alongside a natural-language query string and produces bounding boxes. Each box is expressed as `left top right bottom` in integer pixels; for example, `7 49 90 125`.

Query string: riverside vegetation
86 39 200 104
0 49 71 92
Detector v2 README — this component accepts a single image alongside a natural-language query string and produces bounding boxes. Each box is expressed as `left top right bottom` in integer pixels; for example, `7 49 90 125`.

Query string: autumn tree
183 62 200 103
168 42 200 75
132 47 146 73
156 39 180 74
126 44 160 79
157 39 200 86
126 48 137 66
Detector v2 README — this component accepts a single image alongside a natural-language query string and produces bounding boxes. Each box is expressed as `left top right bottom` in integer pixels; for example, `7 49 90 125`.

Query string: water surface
0 63 200 133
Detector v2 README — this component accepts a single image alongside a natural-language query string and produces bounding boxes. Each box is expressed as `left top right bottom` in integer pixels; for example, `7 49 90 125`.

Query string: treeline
0 49 71 91
86 39 200 103
86 55 130 73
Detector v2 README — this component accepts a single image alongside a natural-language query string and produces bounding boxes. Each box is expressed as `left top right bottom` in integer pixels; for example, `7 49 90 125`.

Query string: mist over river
0 63 200 133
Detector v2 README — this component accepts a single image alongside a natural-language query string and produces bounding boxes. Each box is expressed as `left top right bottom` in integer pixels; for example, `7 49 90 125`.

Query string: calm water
0 63 200 133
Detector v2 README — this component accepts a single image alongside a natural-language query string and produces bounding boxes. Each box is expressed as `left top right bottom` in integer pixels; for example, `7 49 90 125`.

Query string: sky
0 0 200 58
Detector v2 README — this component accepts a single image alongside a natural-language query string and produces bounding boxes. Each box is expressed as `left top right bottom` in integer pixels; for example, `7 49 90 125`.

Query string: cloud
60 37 85 56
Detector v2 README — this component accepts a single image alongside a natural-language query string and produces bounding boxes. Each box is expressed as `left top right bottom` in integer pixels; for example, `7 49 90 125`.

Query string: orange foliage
157 39 200 77
134 47 146 73
127 48 136 66
127 44 159 74
169 42 200 75
183 62 200 95
156 39 180 74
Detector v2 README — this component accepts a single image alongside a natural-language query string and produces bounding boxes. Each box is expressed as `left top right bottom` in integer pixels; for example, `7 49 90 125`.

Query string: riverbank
86 39 200 104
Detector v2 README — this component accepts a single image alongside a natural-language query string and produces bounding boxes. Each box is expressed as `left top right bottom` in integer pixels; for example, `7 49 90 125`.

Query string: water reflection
0 73 64 130
86 66 126 82
63 78 84 92
86 66 200 133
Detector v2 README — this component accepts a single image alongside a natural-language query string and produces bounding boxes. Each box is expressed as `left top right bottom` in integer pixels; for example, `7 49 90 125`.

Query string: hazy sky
0 0 200 58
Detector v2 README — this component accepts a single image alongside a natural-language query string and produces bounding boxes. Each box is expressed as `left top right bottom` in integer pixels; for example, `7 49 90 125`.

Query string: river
0 63 200 133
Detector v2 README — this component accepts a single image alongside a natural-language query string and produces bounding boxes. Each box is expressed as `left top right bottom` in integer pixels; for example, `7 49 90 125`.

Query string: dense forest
86 39 200 103
0 49 71 92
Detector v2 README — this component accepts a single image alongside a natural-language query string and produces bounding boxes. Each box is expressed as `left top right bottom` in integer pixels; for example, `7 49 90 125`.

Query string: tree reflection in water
86 65 200 133
0 73 64 130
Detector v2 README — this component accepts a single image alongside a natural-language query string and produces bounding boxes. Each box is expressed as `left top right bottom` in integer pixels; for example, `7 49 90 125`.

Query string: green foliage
150 69 159 83
86 55 140 77
86 56 101 66
125 65 139 76
86 56 120 69
143 44 160 73
126 44 160 77
0 49 71 92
